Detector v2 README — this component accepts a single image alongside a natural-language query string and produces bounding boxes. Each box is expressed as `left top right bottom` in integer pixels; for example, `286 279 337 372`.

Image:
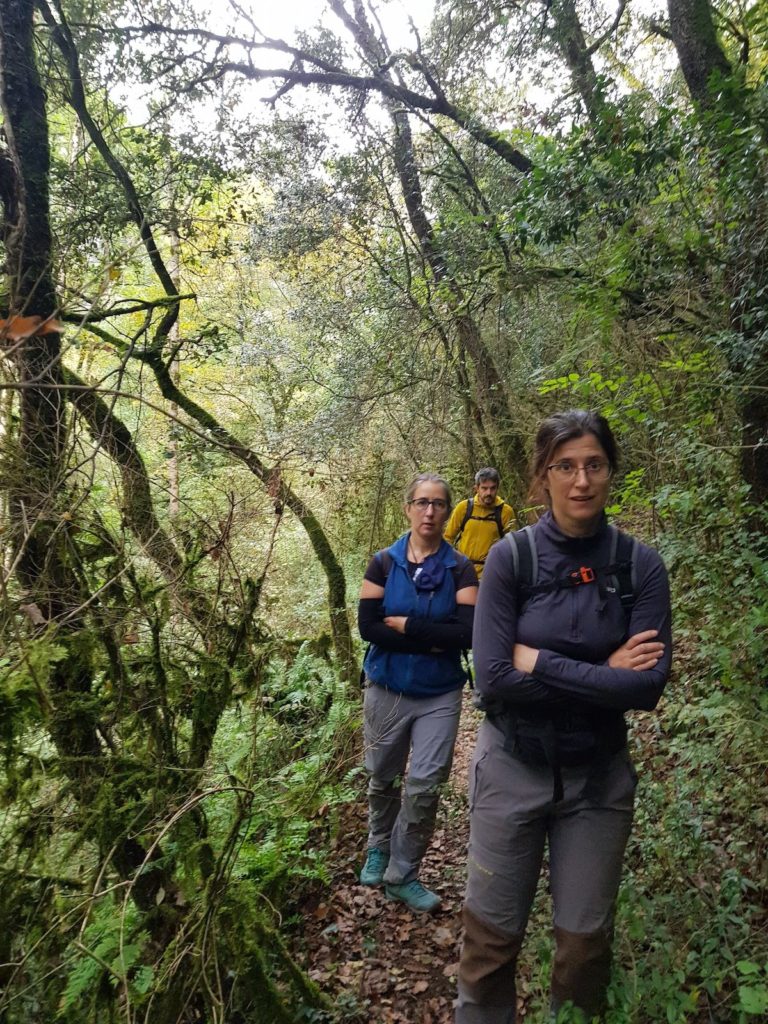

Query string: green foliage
0 637 65 749
736 961 768 1019
217 645 361 899
59 901 150 1017
2 0 767 1021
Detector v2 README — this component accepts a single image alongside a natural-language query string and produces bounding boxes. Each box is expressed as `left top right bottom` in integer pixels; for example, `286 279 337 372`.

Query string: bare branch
57 12 533 173
39 0 180 341
61 294 195 326
585 0 628 57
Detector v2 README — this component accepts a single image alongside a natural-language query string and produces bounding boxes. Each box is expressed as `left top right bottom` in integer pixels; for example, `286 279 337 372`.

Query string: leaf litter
294 695 481 1023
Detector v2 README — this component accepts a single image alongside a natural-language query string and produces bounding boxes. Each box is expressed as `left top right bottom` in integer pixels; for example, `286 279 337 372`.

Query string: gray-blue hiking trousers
455 719 637 1023
363 681 462 885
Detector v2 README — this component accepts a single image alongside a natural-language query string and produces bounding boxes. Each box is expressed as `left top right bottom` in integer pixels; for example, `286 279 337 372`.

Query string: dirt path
298 695 484 1023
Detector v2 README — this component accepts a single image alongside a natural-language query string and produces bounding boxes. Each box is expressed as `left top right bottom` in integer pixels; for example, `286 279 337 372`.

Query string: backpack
504 523 637 617
457 497 507 542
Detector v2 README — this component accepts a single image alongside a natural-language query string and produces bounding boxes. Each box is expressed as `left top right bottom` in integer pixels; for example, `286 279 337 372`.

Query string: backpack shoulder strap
458 496 474 536
376 549 393 580
450 554 469 589
607 525 637 617
361 549 394 688
504 526 537 609
492 504 504 538
501 502 515 532
608 522 619 564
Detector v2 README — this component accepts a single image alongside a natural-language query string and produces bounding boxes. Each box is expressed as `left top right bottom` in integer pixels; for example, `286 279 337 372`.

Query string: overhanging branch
53 14 533 174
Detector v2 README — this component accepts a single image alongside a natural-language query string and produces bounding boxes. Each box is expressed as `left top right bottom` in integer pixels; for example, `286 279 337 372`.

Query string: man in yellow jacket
444 469 515 580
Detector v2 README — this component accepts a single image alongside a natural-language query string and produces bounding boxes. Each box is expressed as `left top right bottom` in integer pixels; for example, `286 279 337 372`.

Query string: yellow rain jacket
444 496 515 579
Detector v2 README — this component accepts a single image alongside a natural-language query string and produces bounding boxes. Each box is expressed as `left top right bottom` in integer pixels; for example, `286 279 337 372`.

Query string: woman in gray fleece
456 410 672 1023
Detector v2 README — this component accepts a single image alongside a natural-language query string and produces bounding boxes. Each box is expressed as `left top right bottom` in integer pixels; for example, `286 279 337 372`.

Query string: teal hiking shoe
384 880 441 913
359 848 388 886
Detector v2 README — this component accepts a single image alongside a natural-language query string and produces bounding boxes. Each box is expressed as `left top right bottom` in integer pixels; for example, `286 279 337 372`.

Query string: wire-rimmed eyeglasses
407 498 449 511
546 460 612 481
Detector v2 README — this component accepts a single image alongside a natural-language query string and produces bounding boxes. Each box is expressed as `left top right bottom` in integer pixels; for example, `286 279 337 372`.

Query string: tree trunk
0 0 67 608
0 0 182 914
330 0 527 485
168 219 181 521
667 0 768 503
667 0 732 106
546 0 604 120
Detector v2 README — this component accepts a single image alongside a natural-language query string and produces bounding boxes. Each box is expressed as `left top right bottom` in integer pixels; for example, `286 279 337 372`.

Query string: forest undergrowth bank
0 511 765 1024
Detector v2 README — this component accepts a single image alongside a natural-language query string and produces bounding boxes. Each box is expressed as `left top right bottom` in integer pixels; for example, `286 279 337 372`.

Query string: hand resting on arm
514 629 665 675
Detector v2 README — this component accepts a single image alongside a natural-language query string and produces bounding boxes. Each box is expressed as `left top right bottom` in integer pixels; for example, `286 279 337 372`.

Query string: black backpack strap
361 549 393 687
493 504 504 539
505 526 537 612
473 529 534 711
376 549 393 580
606 526 637 617
456 496 474 541
449 553 469 591
609 522 619 563
503 503 516 535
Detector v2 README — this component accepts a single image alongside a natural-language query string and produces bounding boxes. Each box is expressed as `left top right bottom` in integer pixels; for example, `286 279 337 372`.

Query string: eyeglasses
546 460 612 481
407 498 449 511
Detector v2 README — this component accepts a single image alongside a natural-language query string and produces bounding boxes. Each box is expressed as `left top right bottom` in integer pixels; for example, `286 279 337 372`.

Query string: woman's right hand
608 630 664 671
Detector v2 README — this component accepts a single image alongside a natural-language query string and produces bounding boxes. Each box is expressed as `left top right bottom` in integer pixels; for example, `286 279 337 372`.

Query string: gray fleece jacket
473 512 672 718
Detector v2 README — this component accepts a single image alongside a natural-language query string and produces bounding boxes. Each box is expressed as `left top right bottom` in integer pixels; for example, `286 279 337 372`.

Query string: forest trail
298 697 504 1024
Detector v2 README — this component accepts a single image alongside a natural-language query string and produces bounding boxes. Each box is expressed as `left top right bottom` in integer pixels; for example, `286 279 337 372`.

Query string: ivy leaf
738 984 768 1015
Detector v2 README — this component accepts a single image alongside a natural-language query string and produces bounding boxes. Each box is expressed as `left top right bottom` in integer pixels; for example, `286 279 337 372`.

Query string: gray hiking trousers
363 681 462 885
455 719 637 1023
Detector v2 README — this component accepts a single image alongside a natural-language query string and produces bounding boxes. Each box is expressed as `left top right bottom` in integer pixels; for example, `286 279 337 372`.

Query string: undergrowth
0 641 361 1023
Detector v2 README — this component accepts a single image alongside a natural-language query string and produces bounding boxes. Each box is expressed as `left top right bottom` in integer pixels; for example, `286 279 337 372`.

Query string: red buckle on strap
569 566 595 584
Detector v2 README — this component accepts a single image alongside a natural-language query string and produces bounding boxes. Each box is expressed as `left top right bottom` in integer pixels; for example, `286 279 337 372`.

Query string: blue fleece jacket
363 533 469 697
473 512 672 714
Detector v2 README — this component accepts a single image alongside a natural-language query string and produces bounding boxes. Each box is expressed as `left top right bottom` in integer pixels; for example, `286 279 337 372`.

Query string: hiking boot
385 880 441 913
359 848 388 886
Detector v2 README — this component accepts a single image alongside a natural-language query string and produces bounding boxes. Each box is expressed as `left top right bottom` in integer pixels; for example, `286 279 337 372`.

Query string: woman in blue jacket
358 473 478 913
456 411 672 1022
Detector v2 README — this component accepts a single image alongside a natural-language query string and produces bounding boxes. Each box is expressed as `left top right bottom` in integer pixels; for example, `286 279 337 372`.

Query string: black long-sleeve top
473 512 672 713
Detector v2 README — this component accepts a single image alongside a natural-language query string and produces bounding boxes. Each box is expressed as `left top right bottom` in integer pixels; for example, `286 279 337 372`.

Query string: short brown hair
404 472 453 512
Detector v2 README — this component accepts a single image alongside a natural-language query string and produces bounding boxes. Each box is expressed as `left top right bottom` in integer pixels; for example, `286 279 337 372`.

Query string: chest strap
507 524 637 615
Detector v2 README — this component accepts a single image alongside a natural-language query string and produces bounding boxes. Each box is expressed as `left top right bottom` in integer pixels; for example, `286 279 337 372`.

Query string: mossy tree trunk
667 0 768 505
0 0 66 609
0 0 180 909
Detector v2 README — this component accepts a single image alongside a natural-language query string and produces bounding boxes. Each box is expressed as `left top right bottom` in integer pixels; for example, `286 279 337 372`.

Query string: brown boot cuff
552 925 612 1020
458 905 524 1005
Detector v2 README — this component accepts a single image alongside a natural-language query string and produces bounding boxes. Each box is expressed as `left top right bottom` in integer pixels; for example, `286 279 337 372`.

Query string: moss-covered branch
140 350 358 685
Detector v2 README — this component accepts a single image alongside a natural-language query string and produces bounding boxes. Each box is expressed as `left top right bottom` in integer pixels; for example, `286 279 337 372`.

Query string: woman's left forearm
529 647 669 710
